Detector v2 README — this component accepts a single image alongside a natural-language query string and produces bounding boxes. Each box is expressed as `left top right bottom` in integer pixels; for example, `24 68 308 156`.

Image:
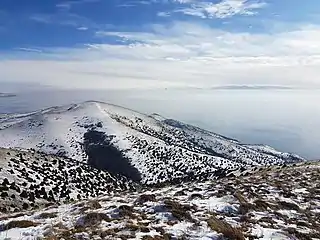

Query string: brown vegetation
207 216 245 240
164 199 195 221
36 212 58 219
118 205 135 218
4 220 39 230
75 212 109 228
136 194 156 204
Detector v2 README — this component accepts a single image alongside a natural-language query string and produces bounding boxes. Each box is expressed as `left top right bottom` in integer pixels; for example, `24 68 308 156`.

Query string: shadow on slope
83 130 141 182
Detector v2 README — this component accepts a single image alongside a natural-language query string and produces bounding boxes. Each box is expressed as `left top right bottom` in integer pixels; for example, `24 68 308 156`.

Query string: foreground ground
0 161 319 240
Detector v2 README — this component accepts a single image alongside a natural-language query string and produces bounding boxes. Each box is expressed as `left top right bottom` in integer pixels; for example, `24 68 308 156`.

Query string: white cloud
161 0 267 19
117 1 154 7
172 0 195 3
56 0 100 10
30 12 98 30
1 22 320 89
15 48 43 53
30 15 51 23
202 0 267 18
157 11 171 17
77 26 88 31
174 8 207 18
98 22 320 59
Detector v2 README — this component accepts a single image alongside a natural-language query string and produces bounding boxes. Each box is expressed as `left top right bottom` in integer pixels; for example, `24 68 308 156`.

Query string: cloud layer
1 0 320 89
166 0 267 19
2 21 320 89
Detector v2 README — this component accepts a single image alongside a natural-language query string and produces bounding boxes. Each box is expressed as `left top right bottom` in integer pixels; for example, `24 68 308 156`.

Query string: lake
0 88 319 159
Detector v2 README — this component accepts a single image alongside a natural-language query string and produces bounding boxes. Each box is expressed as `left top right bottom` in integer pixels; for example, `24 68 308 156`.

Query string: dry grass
53 222 69 230
1 160 319 240
234 192 248 205
4 220 39 230
88 200 102 209
75 212 110 228
36 212 58 219
207 216 245 240
125 223 150 232
118 205 135 218
286 227 320 240
258 216 275 225
174 189 187 196
0 212 30 221
43 236 59 240
153 226 166 235
234 191 253 215
77 200 102 213
278 201 300 211
142 235 170 240
99 229 117 238
53 227 87 240
136 194 156 204
253 199 270 211
189 193 203 200
164 199 195 221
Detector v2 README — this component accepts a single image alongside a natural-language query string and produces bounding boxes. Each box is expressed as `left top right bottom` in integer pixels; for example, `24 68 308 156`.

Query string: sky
0 0 320 89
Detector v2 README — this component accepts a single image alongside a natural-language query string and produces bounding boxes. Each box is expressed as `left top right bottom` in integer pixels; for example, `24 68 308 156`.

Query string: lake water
0 88 319 159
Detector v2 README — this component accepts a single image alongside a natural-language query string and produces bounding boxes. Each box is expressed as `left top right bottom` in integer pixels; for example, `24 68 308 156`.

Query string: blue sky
0 0 320 89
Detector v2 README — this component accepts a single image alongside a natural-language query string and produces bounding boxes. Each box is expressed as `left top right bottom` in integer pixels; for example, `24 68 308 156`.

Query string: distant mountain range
210 85 293 90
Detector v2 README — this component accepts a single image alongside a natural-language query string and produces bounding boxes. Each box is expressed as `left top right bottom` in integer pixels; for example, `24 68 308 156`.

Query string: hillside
0 148 135 213
0 161 319 240
0 101 303 185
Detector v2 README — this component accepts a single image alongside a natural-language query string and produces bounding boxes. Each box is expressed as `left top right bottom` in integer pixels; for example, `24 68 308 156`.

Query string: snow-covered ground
1 161 319 240
0 148 135 213
0 101 304 185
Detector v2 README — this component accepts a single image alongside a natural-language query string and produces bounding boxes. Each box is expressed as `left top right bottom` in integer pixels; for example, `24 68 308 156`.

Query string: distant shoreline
0 93 17 98
210 85 293 90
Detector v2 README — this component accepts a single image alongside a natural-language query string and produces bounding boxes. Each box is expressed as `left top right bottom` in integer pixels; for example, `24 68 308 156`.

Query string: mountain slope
0 148 135 213
1 161 319 240
0 101 303 184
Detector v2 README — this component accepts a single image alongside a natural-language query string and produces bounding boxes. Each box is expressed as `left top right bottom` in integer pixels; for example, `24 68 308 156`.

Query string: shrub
189 193 203 200
87 200 102 209
118 205 135 218
207 216 245 240
234 192 254 214
78 200 102 213
278 201 300 211
142 236 169 240
164 199 194 221
253 199 270 211
4 220 39 230
125 223 149 232
75 212 109 228
36 212 58 219
136 194 156 204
